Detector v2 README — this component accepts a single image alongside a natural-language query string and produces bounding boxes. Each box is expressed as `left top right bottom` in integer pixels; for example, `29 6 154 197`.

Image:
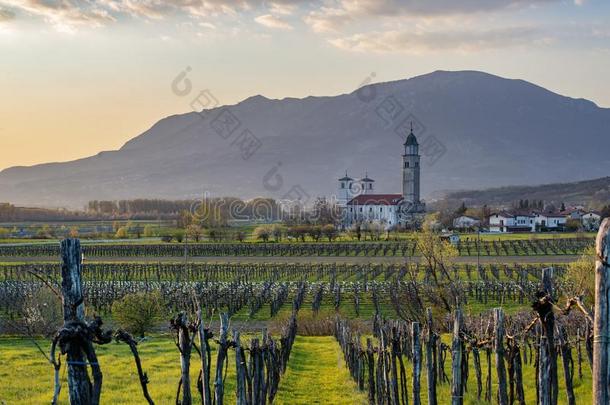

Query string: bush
112 291 165 337
253 225 272 242
19 287 62 337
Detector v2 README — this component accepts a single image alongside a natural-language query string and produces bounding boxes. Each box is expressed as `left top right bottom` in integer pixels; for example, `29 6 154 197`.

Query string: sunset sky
1 0 609 171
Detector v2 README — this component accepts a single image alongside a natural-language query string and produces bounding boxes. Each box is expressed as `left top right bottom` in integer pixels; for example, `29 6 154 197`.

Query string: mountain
439 176 610 208
1 70 609 209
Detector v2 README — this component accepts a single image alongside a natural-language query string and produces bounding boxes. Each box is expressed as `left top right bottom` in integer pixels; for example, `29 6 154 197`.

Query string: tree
566 246 595 305
112 291 165 337
560 202 566 212
455 202 467 216
69 226 79 238
177 210 193 229
414 224 460 316
322 224 338 242
174 230 185 243
309 225 323 242
115 227 128 239
565 218 581 232
234 230 246 242
143 224 155 238
271 224 285 242
0 227 8 238
186 224 203 242
253 225 271 242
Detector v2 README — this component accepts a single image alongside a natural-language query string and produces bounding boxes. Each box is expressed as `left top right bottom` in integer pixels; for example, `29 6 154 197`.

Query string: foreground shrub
112 291 165 337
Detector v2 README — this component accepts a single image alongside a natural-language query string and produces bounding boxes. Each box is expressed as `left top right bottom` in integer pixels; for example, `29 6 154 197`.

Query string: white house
533 212 567 230
453 215 481 230
488 212 535 233
582 212 602 231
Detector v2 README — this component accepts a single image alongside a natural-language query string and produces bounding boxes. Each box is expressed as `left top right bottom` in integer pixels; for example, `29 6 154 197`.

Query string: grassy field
0 335 366 404
0 333 592 404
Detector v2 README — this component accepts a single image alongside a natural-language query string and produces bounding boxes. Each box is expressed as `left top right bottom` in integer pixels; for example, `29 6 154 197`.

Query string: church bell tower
402 124 421 205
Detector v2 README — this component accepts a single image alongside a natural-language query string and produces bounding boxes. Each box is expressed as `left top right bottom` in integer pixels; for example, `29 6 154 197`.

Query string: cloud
329 26 545 53
303 7 351 33
338 0 563 17
3 0 115 30
0 7 16 22
254 13 293 30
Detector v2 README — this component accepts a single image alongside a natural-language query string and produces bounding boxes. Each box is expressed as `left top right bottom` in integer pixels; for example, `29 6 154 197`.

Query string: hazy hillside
1 70 609 208
441 177 610 208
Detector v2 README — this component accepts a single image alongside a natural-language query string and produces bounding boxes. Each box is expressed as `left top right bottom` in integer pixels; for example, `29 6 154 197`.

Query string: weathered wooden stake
197 309 212 405
558 326 576 405
451 309 463 405
61 238 93 405
214 313 229 405
425 309 437 405
493 308 508 405
412 322 422 405
593 218 610 404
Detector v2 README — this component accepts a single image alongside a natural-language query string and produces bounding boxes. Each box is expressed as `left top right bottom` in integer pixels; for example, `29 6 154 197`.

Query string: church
339 127 426 229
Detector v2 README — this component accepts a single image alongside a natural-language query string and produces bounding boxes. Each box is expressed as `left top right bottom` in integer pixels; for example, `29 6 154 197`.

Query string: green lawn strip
275 336 368 404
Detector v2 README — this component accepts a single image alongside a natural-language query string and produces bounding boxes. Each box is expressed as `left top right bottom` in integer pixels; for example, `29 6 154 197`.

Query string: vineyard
0 237 594 257
0 223 609 404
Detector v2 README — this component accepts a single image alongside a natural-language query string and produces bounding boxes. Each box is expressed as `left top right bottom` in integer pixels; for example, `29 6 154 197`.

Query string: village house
487 208 602 233
452 215 481 230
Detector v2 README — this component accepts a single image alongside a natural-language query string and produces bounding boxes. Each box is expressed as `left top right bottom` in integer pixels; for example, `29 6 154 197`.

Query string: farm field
0 237 594 258
0 332 592 404
0 236 597 404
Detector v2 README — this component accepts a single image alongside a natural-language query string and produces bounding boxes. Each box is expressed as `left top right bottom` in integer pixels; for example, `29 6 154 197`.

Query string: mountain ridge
2 70 609 209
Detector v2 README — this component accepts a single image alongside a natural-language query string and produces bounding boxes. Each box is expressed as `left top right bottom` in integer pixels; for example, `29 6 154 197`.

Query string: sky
0 0 609 171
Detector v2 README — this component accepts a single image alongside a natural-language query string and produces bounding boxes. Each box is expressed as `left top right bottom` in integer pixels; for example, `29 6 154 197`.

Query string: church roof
347 194 403 206
338 176 353 181
360 176 375 182
404 131 418 146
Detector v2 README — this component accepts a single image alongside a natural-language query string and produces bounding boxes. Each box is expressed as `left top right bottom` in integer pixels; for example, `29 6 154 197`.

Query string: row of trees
253 224 339 242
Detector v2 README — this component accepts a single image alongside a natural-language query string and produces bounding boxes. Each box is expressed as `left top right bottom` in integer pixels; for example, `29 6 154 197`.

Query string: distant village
337 128 603 234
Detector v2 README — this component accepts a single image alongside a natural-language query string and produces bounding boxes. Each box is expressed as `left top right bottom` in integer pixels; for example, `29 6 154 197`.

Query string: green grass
0 333 592 404
275 336 367 404
0 335 366 404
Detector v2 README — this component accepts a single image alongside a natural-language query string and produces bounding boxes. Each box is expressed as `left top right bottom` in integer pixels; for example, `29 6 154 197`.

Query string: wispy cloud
338 0 563 17
329 26 545 53
303 7 351 33
0 7 15 22
255 13 293 30
2 0 115 32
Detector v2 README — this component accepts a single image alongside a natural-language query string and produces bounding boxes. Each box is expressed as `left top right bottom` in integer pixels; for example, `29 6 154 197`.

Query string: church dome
404 131 418 146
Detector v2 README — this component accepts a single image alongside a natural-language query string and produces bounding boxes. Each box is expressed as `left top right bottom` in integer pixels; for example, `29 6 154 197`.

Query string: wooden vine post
593 218 610 404
425 308 437 405
412 322 422 405
451 309 463 405
493 308 508 405
61 238 92 404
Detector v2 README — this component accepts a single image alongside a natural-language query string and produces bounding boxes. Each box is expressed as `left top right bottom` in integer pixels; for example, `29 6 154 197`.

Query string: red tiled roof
347 194 403 206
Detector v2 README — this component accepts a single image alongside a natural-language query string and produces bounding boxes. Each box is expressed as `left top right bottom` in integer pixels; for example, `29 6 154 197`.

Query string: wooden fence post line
61 238 92 405
426 308 437 405
451 309 463 405
593 218 610 404
494 308 508 405
412 322 422 405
